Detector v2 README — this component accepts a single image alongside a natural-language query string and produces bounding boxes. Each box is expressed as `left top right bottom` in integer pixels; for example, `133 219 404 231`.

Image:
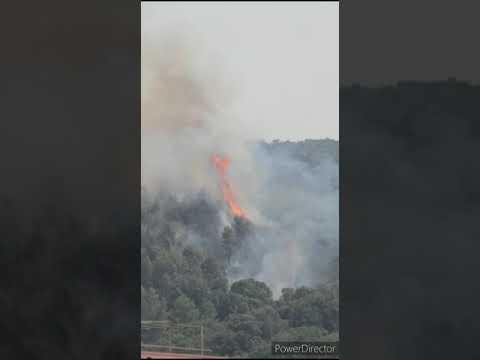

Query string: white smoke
141 30 338 297
141 30 257 203
253 144 339 296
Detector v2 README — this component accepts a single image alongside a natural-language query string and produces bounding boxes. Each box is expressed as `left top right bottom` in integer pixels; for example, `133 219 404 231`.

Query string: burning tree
212 154 248 220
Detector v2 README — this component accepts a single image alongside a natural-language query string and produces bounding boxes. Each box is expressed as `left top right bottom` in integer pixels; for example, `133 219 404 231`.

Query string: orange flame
212 154 248 220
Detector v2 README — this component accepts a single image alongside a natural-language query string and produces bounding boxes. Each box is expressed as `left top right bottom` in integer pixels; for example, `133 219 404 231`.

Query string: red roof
141 351 227 359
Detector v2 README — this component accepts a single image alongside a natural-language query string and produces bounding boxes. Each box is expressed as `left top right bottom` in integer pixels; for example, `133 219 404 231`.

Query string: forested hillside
340 80 480 359
141 139 339 357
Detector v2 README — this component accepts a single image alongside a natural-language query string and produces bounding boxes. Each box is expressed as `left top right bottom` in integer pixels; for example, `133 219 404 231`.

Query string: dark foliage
341 81 480 359
141 140 339 357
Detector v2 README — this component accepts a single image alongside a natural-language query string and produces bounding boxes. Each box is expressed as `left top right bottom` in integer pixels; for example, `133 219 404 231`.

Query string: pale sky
142 2 339 141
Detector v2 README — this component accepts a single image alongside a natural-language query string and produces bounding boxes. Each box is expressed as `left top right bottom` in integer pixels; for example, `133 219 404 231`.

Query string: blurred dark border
2 1 479 359
0 2 140 359
340 2 480 359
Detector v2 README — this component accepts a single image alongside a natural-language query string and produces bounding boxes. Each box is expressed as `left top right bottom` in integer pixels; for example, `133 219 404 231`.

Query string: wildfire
212 154 248 220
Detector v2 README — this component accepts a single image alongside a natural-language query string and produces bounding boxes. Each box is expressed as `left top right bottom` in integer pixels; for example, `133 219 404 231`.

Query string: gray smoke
141 34 338 297
245 141 338 296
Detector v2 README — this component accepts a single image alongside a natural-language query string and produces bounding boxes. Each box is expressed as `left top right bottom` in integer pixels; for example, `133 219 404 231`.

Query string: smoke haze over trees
141 139 339 357
141 10 339 355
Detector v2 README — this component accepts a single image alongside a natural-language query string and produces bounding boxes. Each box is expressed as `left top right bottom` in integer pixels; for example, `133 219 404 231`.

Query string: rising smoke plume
142 32 338 297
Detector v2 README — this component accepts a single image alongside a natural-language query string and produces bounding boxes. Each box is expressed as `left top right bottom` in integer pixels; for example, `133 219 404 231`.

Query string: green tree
199 300 217 320
171 294 200 323
221 226 235 264
231 279 273 305
141 253 153 286
141 286 167 320
182 246 203 272
273 326 329 342
207 326 238 356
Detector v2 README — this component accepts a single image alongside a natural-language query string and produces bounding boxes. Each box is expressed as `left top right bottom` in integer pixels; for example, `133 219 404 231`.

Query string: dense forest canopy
141 139 339 357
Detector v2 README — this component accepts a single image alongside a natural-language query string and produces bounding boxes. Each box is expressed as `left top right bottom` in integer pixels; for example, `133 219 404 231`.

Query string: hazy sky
142 2 338 141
